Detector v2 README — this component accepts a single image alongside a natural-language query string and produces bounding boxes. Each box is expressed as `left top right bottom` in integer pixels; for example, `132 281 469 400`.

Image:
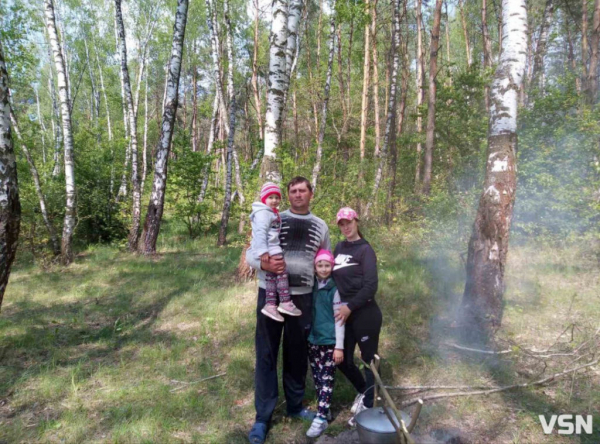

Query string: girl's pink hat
336 207 359 223
260 182 282 204
314 249 334 265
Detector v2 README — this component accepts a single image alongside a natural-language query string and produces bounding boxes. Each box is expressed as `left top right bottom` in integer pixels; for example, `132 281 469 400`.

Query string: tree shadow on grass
0 245 244 442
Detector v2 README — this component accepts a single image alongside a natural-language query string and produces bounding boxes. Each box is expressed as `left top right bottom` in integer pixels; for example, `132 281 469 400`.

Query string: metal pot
355 406 412 444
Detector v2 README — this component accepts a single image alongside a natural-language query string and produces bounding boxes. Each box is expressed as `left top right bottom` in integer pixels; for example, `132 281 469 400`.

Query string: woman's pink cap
336 207 358 223
314 249 334 265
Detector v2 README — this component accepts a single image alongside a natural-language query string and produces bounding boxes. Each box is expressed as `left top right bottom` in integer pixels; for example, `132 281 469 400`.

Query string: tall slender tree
421 0 443 195
0 41 21 310
462 0 527 332
140 0 189 254
114 0 142 252
44 0 76 265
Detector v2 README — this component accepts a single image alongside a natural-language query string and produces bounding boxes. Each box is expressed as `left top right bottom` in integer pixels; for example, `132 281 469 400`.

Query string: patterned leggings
308 343 336 421
265 254 290 305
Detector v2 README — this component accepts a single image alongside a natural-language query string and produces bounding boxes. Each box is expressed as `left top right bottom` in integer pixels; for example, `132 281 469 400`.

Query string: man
246 176 331 444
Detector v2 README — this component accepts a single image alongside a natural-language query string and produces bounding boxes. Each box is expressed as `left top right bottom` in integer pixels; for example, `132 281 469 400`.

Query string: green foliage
167 134 215 238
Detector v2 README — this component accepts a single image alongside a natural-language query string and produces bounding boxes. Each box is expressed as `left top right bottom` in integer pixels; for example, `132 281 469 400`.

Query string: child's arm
333 290 345 364
246 210 273 270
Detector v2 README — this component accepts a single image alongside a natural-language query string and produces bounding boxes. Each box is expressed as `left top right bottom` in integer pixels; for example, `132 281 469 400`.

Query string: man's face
288 182 313 213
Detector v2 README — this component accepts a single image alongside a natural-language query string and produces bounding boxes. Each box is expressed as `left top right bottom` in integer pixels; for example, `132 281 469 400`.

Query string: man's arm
246 249 286 274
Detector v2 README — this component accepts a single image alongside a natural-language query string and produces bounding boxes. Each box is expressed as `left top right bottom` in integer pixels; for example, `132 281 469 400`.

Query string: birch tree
365 0 402 218
311 0 336 190
44 0 76 265
530 0 554 92
414 0 425 186
585 0 600 103
359 0 371 161
261 0 289 181
0 41 21 310
10 110 59 255
217 0 237 247
114 0 142 252
462 0 527 332
140 0 189 254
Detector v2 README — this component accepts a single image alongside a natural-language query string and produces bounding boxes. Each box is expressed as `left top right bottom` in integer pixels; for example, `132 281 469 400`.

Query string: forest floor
1 224 599 443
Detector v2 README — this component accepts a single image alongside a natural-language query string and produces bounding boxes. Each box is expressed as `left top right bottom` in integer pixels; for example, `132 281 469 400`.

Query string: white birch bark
365 0 401 218
44 0 76 265
217 0 238 246
0 41 21 309
83 39 99 122
206 0 229 135
311 0 336 191
462 0 527 330
359 0 370 161
140 0 189 254
262 0 289 181
414 0 425 185
141 73 149 194
114 0 142 251
45 31 63 178
10 109 59 255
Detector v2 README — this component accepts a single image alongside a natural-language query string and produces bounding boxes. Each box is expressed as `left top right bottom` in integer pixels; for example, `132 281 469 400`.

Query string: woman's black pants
336 302 382 408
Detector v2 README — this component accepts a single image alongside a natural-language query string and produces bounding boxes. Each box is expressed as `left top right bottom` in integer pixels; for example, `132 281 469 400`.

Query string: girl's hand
260 253 270 264
333 349 344 365
335 305 352 326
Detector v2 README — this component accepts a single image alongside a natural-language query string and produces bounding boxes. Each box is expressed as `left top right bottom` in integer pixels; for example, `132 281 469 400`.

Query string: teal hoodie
308 278 345 348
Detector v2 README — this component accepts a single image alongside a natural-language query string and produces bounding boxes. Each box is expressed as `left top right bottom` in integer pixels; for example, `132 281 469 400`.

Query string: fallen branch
386 384 497 391
399 359 599 408
443 342 512 355
169 373 226 392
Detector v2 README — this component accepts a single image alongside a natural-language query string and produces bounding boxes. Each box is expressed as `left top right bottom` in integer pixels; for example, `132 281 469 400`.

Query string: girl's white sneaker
306 417 328 438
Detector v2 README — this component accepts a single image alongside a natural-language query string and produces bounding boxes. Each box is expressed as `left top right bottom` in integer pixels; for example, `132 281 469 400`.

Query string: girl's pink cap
260 182 282 204
314 249 334 265
336 207 358 223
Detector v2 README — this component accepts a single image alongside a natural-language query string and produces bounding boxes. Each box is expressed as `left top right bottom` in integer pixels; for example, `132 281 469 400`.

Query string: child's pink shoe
261 304 284 322
278 301 302 316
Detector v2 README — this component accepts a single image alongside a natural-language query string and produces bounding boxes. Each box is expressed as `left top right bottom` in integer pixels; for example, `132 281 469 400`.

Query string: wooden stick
381 403 406 444
407 399 422 433
400 359 599 408
443 342 512 354
386 384 496 391
373 354 381 408
400 418 415 444
169 372 226 392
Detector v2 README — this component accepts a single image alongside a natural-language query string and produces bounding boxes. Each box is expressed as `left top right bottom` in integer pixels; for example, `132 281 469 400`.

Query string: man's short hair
287 176 313 193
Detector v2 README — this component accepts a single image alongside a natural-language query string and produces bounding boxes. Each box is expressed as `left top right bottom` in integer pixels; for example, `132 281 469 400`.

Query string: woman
332 207 382 426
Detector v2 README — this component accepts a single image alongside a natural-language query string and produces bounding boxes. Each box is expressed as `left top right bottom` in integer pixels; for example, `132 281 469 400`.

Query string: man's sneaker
306 417 328 438
261 304 284 322
350 393 365 414
288 408 316 421
347 402 368 427
278 301 302 316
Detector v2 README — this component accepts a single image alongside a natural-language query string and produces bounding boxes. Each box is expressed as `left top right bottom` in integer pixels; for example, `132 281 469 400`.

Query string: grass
0 226 599 443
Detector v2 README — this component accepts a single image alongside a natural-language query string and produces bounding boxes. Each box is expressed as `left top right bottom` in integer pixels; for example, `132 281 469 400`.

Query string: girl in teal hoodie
306 249 345 438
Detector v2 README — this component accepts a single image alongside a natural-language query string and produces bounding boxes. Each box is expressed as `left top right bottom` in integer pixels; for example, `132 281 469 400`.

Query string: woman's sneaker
261 304 284 322
306 417 328 438
278 301 302 316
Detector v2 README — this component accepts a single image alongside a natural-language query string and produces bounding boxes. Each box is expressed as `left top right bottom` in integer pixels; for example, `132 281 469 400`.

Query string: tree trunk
142 73 149 194
45 33 63 178
217 0 237 247
311 0 336 191
262 0 289 181
365 0 402 218
482 0 492 111
371 0 381 159
585 0 600 103
462 0 527 333
252 0 264 140
414 0 424 187
0 42 21 310
530 0 554 92
140 0 189 254
198 94 219 204
566 21 582 92
192 64 198 152
44 0 76 265
421 0 443 195
359 0 371 161
582 0 589 83
34 87 47 165
114 0 142 252
94 45 113 142
458 0 472 67
207 0 229 135
10 109 59 255
83 39 99 123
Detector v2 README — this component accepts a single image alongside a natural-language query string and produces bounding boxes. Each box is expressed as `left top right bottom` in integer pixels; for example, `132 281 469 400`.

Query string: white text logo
539 415 593 435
